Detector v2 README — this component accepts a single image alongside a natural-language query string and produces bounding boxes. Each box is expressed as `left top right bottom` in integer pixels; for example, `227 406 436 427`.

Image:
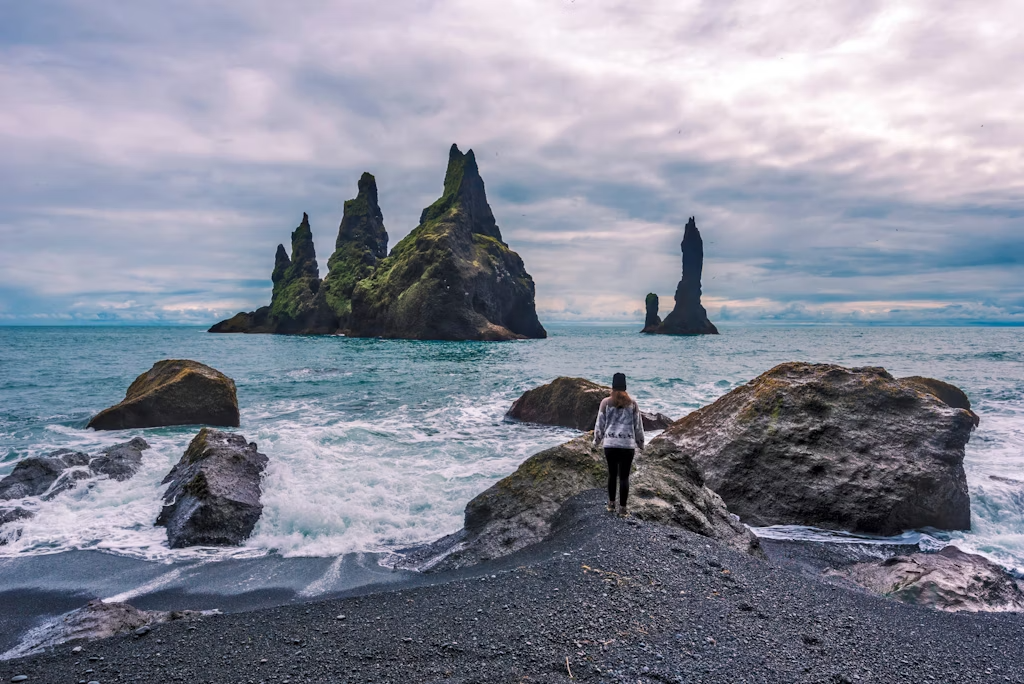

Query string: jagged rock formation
506 377 673 431
317 172 389 328
393 432 760 571
642 293 661 332
0 438 151 504
209 214 337 334
155 428 268 548
210 146 545 340
839 546 1024 612
348 145 546 340
88 360 239 430
658 363 975 535
644 217 718 335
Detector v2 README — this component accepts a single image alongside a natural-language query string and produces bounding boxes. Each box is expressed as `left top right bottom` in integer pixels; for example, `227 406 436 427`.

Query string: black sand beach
2 490 1022 683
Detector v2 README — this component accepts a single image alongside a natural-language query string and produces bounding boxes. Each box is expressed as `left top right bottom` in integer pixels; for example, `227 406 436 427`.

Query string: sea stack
316 172 390 329
642 293 661 332
347 144 546 340
210 146 545 341
644 217 718 335
209 214 337 334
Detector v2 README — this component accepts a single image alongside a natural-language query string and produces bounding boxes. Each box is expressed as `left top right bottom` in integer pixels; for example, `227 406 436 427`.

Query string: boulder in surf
155 428 268 548
506 376 674 432
88 359 240 430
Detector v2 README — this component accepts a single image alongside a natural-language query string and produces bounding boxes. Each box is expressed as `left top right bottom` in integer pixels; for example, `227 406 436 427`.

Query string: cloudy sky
1 0 1021 325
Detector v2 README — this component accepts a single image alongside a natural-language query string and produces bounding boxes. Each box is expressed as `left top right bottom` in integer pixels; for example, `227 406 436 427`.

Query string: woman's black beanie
612 373 627 391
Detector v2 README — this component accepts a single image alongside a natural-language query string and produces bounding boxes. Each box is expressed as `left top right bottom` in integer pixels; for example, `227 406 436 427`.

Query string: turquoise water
0 325 1022 572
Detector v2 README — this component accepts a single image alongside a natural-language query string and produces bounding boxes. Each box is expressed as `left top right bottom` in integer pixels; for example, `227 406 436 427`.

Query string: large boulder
643 217 718 335
505 377 674 432
659 362 975 535
0 449 89 500
840 546 1024 612
396 433 760 571
88 360 239 430
155 428 268 548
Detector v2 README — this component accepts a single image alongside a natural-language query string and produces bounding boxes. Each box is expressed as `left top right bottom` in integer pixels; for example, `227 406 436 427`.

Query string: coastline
3 490 1022 682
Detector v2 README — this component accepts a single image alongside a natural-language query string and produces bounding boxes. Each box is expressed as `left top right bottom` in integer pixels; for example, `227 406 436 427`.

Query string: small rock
71 646 82 653
133 625 151 637
335 615 345 620
11 676 29 683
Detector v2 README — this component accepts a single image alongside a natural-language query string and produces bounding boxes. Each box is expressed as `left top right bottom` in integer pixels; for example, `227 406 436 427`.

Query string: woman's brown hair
610 389 633 409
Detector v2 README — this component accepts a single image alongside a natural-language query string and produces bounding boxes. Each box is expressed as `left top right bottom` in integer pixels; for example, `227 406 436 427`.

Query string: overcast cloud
1 0 1021 325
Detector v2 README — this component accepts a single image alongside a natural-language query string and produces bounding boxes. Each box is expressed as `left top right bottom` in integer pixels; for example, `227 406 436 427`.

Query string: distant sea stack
643 217 718 335
209 145 545 341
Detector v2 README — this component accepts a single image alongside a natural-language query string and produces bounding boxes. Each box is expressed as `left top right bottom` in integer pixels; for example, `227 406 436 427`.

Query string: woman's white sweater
593 397 645 450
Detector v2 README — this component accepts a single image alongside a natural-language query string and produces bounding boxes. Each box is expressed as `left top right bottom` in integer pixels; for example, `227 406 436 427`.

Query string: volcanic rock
658 362 974 535
644 217 718 335
88 436 151 481
88 360 239 430
0 507 34 545
506 376 674 431
347 144 546 340
0 449 90 500
210 214 338 334
395 432 759 571
642 293 661 332
155 428 268 548
7 599 200 654
901 375 980 426
316 172 390 328
840 546 1024 612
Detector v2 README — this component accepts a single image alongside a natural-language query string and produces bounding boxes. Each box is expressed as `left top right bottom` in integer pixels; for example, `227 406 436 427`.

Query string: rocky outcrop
88 360 239 430
658 362 975 535
642 293 661 332
348 145 546 340
0 449 90 500
395 432 759 571
211 146 546 341
210 214 338 334
506 377 674 432
644 217 718 335
0 439 150 505
840 546 1024 612
5 600 200 655
901 376 980 426
629 438 764 557
155 428 268 548
317 172 390 328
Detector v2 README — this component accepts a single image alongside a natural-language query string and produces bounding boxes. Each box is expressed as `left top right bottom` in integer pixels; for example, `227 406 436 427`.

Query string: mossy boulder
155 428 268 548
88 360 239 430
347 144 546 341
506 377 674 431
901 376 980 426
657 362 975 535
395 432 759 571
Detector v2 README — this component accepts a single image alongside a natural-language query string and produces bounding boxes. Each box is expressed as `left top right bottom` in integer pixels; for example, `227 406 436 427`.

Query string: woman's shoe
606 501 616 512
617 504 629 517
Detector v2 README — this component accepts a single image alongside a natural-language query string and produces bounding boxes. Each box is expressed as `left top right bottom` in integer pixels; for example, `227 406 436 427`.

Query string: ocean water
0 325 1022 573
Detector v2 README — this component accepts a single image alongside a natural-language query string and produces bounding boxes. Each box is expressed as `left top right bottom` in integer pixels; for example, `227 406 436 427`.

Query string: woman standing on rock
594 372 644 516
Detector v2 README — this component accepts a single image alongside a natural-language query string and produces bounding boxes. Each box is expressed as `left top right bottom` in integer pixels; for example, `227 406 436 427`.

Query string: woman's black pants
604 447 635 506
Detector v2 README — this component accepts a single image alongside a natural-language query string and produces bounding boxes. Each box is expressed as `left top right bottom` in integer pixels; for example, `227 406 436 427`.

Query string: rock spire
643 217 718 335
